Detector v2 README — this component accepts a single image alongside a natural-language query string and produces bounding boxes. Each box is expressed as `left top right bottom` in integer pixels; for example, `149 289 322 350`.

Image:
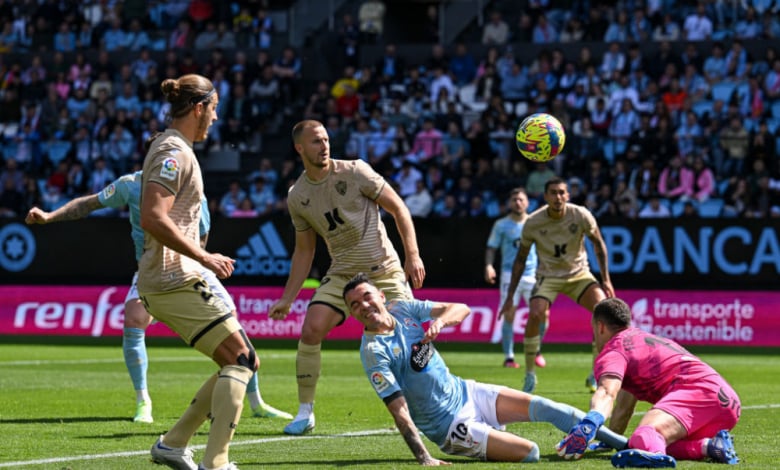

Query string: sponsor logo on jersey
371 371 389 393
160 157 179 180
234 222 291 276
410 341 433 372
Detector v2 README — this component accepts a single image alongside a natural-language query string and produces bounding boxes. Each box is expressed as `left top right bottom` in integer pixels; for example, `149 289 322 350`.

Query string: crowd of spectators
2 0 780 221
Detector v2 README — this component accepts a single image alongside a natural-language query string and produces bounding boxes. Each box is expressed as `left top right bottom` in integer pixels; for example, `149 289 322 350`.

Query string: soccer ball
515 113 566 162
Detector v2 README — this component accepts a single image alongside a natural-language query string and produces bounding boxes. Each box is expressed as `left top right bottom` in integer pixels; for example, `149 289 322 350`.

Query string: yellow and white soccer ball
515 113 566 162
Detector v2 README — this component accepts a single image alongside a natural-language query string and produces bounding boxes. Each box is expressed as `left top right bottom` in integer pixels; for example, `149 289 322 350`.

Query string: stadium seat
2 142 18 160
698 198 724 217
46 141 71 165
771 101 780 119
671 200 687 217
766 118 779 134
692 100 713 119
458 84 487 112
711 82 736 103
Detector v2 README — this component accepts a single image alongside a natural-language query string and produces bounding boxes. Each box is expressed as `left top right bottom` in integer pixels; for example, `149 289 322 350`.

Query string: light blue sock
246 372 263 409
522 443 540 463
539 319 548 342
501 320 514 358
529 396 628 450
122 327 148 392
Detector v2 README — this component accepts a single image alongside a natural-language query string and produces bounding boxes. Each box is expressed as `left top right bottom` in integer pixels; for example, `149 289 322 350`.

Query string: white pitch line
0 428 397 468
0 354 292 367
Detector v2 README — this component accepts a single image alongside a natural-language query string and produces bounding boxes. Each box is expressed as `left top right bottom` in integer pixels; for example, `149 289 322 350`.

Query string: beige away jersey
138 129 204 292
287 159 402 276
519 203 598 278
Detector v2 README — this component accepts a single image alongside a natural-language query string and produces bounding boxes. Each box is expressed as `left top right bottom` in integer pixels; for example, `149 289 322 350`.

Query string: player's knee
237 346 258 372
522 442 540 463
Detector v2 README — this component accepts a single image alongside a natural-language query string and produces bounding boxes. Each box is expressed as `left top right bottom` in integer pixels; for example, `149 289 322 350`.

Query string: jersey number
644 336 687 354
324 209 345 231
450 422 468 441
554 243 567 257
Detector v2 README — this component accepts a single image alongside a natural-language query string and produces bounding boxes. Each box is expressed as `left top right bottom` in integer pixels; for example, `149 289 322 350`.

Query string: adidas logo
234 222 291 276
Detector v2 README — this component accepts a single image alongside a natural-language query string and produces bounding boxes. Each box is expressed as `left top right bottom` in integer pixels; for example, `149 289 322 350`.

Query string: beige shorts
531 270 599 305
312 268 412 323
140 278 240 357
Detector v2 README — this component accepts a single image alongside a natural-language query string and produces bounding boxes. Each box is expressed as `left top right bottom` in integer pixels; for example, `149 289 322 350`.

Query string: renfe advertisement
2 286 777 347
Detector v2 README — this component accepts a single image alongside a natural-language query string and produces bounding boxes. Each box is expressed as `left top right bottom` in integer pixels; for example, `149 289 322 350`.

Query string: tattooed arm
25 194 104 224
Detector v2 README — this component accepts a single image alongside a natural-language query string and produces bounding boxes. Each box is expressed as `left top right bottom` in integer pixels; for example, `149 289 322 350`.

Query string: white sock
136 389 151 403
295 402 313 420
248 393 262 410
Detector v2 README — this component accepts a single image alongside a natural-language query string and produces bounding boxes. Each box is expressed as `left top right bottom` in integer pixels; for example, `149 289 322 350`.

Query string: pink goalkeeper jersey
594 327 720 404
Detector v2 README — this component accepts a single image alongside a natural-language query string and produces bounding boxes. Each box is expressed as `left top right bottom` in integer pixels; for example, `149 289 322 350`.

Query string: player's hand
269 299 292 320
202 252 235 279
484 265 496 284
587 441 614 452
601 279 615 298
420 456 450 466
497 299 514 320
555 411 605 460
25 207 49 224
422 318 443 344
405 254 425 290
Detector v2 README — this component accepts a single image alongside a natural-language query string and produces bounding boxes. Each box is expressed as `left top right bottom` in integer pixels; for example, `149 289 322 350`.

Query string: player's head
292 119 330 169
160 74 218 142
343 272 388 328
507 187 528 215
543 176 569 211
592 298 631 349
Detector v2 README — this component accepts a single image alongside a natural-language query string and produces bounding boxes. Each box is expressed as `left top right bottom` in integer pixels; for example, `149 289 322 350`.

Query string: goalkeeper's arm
386 395 449 466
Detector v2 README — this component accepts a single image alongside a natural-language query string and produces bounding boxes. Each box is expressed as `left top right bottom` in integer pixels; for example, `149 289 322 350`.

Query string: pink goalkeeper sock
629 425 667 454
667 438 707 460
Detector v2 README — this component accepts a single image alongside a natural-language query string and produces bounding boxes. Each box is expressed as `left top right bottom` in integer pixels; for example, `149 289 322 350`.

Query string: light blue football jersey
486 215 538 276
97 170 209 262
360 299 468 446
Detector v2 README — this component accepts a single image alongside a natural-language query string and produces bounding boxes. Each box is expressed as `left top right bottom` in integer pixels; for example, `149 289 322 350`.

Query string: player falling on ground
269 119 425 435
25 171 291 424
484 187 549 369
343 272 627 465
500 177 614 393
557 297 740 468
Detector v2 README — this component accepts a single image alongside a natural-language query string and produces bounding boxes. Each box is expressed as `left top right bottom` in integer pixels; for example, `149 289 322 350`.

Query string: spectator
53 22 76 52
404 179 433 218
88 157 115 194
393 160 424 198
449 42 477 86
604 9 630 42
230 198 258 218
273 46 302 113
169 18 194 49
533 14 559 43
683 4 713 41
638 195 672 217
252 8 274 49
345 118 373 161
653 13 681 41
719 116 749 176
482 10 509 46
0 176 24 217
722 177 750 217
248 176 277 216
404 118 443 166
219 180 247 217
358 0 385 43
658 154 694 200
690 155 716 202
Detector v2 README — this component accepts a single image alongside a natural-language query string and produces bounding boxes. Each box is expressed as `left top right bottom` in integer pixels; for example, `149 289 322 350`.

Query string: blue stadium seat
692 100 713 119
771 101 780 119
711 82 736 103
698 198 724 217
46 141 72 165
671 200 688 217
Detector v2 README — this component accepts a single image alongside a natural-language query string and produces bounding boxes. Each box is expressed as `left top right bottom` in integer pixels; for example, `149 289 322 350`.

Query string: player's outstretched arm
25 194 104 225
269 228 316 320
386 396 450 466
376 184 425 289
423 301 470 343
588 227 614 297
607 389 638 435
499 244 530 319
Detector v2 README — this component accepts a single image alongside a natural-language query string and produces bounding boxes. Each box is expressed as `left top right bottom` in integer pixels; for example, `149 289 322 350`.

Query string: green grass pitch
0 339 776 469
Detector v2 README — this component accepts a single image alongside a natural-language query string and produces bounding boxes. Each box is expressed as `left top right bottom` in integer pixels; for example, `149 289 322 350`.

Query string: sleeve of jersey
146 150 183 195
355 160 385 200
581 206 599 236
395 298 435 323
486 221 500 248
593 349 627 383
519 219 535 250
363 344 401 403
97 176 130 209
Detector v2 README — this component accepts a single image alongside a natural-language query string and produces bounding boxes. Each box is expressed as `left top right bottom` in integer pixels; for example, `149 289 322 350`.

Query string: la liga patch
370 372 390 393
160 157 179 181
101 183 116 199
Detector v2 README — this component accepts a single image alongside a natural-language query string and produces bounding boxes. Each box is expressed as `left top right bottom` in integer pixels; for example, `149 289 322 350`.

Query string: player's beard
194 112 211 142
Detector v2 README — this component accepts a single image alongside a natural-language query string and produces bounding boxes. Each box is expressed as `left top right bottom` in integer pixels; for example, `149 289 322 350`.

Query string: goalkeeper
343 273 627 465
557 298 740 467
